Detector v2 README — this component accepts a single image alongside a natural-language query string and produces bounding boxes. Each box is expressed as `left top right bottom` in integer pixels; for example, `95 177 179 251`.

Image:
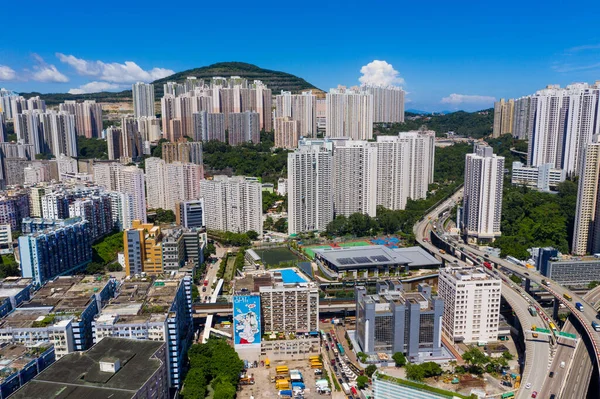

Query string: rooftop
0 276 113 329
375 372 473 399
0 342 52 385
0 277 31 301
11 338 165 399
441 266 501 282
314 245 441 269
95 276 185 325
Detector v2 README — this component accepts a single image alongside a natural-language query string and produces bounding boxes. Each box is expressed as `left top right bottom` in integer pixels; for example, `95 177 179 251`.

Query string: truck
541 279 550 286
528 306 538 317
483 261 492 270
563 293 572 301
341 382 351 395
576 302 584 311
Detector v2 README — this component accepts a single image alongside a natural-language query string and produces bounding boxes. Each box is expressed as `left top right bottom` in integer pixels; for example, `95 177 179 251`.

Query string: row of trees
461 347 513 375
181 338 245 399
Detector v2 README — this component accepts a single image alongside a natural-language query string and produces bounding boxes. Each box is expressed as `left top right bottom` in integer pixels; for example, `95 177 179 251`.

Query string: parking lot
237 359 331 399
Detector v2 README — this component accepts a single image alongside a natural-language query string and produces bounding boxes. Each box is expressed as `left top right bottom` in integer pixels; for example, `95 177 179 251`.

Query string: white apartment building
288 140 333 234
275 90 317 137
132 82 155 118
145 157 202 212
137 116 162 142
94 163 147 223
326 86 373 140
332 140 378 217
109 191 135 230
361 84 405 123
200 175 262 235
462 145 504 242
572 137 600 255
438 267 502 343
375 131 435 211
522 82 600 175
59 100 102 139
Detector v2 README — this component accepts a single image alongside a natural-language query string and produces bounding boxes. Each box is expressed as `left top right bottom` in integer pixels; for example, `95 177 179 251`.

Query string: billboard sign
233 295 261 346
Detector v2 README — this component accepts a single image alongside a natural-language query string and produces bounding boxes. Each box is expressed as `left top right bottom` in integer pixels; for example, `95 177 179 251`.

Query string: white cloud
0 66 16 81
30 54 69 83
552 62 600 73
359 60 404 86
566 44 600 53
68 81 123 94
441 93 496 105
56 53 174 83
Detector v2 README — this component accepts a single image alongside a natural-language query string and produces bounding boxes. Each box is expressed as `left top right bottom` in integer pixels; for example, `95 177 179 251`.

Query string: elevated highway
193 299 357 316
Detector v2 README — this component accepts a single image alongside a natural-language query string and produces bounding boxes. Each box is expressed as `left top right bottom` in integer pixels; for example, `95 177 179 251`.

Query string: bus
337 343 345 356
276 366 289 375
549 322 557 331
501 393 515 399
309 356 320 362
563 293 572 301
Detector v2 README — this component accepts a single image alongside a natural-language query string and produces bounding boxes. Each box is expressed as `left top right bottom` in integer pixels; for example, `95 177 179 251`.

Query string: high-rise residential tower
462 144 504 242
361 84 405 123
326 86 373 140
287 140 333 234
132 82 155 118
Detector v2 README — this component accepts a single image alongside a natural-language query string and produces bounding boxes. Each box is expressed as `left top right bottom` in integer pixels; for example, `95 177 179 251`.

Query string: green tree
264 216 274 230
85 262 105 274
273 218 287 233
405 363 426 382
356 375 369 389
501 351 513 361
0 254 20 279
357 352 368 363
509 274 522 284
392 352 407 367
588 281 600 289
152 139 169 158
92 231 124 264
246 230 259 240
462 347 489 374
153 208 176 224
77 136 108 159
421 362 443 378
181 369 207 399
364 364 377 377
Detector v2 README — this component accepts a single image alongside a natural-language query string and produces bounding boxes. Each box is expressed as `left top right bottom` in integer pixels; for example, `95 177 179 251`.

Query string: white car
525 382 532 389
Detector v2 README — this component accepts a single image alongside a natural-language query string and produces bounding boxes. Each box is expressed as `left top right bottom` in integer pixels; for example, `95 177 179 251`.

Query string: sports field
254 247 300 266
303 241 371 259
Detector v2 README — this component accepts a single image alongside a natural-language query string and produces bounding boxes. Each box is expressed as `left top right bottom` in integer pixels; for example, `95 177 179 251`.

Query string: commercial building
176 199 205 229
228 111 260 145
326 86 373 140
0 276 117 357
200 175 262 236
573 137 600 255
132 82 155 118
373 372 470 399
375 131 435 211
274 117 300 149
361 84 405 123
0 342 55 399
314 245 441 278
11 338 169 399
492 98 514 137
462 144 504 242
438 267 502 343
536 250 600 287
511 161 566 192
287 140 333 234
18 218 93 286
123 220 163 275
332 139 378 217
92 275 193 388
355 282 443 358
161 227 203 271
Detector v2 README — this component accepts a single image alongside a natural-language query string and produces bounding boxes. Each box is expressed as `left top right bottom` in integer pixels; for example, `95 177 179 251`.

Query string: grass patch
253 247 300 266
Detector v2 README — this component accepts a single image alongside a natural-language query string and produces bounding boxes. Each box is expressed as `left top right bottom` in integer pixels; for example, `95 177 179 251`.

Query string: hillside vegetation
376 109 494 139
19 62 322 105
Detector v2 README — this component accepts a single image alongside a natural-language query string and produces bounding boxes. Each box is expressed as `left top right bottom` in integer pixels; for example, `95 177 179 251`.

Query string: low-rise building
539 253 600 287
355 282 443 359
92 275 193 388
0 342 55 399
0 276 117 358
511 161 566 192
314 245 441 278
438 267 501 343
0 224 11 254
0 277 32 319
373 372 473 399
11 337 169 399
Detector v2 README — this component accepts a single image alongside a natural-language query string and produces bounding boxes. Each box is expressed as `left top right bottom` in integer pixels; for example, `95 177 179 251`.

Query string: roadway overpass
413 187 600 394
193 299 357 316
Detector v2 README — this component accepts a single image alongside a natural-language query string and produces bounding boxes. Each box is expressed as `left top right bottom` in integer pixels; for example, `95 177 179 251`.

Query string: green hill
19 62 323 105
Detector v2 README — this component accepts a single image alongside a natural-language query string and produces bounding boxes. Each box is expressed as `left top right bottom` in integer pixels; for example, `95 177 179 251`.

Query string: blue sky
1 0 599 111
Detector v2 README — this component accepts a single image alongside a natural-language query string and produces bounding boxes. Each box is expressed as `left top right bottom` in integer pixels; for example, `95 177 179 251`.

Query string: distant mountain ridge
18 62 323 105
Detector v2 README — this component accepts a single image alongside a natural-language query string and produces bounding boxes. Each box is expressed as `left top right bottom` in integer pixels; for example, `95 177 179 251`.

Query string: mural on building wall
233 295 261 346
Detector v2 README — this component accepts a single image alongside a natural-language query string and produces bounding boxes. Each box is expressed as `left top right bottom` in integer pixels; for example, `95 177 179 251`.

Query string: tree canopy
392 352 407 367
92 231 123 264
77 136 108 159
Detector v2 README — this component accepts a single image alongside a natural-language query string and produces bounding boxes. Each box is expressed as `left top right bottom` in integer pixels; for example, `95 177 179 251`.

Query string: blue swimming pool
276 268 306 284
